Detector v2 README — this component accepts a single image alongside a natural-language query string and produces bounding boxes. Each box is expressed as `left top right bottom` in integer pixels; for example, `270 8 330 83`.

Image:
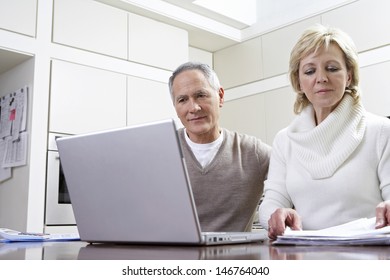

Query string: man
168 62 271 232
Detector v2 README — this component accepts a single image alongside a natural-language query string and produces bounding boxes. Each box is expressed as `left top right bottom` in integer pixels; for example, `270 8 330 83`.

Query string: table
1 240 390 260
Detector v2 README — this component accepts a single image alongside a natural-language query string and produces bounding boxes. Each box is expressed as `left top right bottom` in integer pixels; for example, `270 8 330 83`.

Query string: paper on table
273 217 390 246
286 217 390 237
0 228 80 243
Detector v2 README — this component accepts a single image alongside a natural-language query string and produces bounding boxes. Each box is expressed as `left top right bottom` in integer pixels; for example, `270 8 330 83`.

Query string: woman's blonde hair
289 24 360 114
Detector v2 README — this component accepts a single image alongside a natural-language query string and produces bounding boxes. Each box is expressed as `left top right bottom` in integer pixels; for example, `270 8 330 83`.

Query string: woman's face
298 43 351 121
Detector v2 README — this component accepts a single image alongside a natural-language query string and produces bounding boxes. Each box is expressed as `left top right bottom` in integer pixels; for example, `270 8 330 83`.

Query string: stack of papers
0 228 80 243
273 217 390 246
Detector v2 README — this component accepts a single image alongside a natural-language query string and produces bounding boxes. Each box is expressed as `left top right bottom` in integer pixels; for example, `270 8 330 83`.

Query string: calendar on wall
0 85 28 183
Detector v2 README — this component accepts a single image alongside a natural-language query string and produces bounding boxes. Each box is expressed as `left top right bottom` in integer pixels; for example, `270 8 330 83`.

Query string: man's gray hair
168 62 221 101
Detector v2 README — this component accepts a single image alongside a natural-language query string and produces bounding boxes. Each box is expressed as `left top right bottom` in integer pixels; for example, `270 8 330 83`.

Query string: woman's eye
304 69 315 75
327 66 339 72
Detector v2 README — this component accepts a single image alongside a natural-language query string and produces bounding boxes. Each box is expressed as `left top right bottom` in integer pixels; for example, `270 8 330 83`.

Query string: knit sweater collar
287 94 366 179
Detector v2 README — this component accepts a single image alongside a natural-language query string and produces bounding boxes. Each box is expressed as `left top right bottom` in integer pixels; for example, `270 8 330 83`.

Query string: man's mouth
188 116 206 122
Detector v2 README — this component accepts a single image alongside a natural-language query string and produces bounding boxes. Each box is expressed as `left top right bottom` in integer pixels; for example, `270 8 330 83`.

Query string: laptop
56 119 267 245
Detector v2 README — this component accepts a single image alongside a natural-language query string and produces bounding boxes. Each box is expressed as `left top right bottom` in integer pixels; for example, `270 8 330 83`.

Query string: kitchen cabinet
127 75 177 126
0 0 37 36
128 12 188 71
53 0 128 59
49 60 127 135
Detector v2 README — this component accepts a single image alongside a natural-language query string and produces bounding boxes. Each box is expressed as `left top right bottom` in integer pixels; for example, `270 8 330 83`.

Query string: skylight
193 0 257 26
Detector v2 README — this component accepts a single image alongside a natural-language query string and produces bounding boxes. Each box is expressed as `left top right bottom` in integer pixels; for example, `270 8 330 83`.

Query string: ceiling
98 0 355 51
161 0 257 28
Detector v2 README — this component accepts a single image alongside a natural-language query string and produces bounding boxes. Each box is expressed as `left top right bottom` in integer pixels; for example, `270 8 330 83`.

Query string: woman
259 24 390 239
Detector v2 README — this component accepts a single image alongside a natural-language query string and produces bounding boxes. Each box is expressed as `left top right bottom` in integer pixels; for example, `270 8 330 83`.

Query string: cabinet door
220 86 296 146
219 93 267 143
214 37 263 89
0 0 37 36
128 13 188 70
264 87 296 144
127 75 177 125
53 0 127 59
360 61 390 117
50 60 127 134
322 0 390 53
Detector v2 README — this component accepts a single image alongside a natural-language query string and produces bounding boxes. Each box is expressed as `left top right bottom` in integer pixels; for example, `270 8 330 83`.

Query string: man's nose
189 100 201 112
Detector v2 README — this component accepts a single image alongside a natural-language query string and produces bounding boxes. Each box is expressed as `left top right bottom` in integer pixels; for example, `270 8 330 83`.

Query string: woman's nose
316 70 328 83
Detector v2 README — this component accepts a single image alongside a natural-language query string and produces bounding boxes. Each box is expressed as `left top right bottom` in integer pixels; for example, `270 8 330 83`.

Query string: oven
45 133 76 226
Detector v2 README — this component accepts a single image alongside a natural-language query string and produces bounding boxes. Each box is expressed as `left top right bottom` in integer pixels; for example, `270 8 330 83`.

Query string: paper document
273 217 390 246
0 228 80 243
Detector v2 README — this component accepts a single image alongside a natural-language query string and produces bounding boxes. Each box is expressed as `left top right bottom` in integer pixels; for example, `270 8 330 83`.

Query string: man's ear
218 88 224 107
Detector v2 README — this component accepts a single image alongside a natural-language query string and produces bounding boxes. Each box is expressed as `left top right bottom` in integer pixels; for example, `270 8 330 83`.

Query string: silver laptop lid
56 119 203 244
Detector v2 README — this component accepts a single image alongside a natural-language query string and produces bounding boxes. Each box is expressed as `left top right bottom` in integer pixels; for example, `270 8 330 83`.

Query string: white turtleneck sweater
259 95 390 230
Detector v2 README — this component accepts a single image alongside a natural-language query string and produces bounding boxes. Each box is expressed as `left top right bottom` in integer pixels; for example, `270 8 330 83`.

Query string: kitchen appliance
45 133 76 226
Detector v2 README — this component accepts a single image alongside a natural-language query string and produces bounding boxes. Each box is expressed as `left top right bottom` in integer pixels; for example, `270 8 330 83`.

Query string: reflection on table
1 240 390 260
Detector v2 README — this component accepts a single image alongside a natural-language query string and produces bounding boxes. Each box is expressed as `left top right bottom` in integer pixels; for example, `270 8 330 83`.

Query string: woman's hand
375 200 390 228
267 208 302 240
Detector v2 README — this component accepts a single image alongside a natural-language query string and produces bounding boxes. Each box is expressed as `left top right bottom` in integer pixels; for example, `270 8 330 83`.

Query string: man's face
171 69 224 143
